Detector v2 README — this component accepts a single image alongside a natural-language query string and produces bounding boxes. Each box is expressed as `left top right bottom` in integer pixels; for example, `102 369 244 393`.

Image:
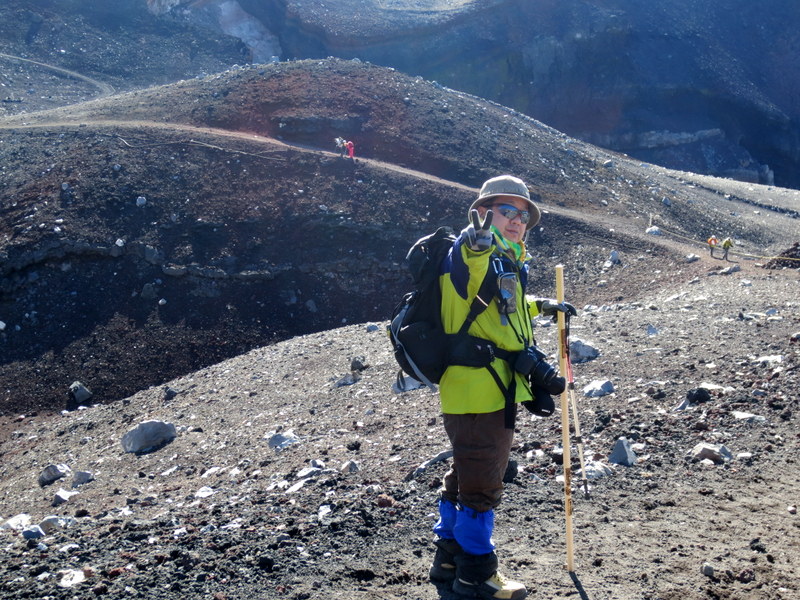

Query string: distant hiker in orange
707 235 719 258
721 237 734 261
346 139 355 160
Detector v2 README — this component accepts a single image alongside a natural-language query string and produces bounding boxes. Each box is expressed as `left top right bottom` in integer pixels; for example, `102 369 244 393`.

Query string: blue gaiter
432 498 458 539
454 507 495 555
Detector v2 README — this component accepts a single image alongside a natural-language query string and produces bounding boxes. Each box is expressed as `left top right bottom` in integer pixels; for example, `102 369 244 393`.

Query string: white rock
72 471 94 487
58 569 86 588
752 355 782 366
609 438 638 466
578 461 614 479
286 479 309 493
68 381 93 404
583 379 615 397
296 466 322 479
195 486 216 498
39 464 72 487
569 338 600 363
121 420 177 453
689 442 732 464
22 525 45 539
341 459 360 473
698 381 735 395
318 505 333 522
52 488 80 506
732 411 766 423
266 430 300 451
39 516 73 534
1 514 32 530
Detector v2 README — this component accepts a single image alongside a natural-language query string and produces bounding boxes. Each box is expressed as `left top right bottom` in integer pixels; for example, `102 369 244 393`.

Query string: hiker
707 235 719 257
429 175 576 600
721 237 734 261
334 137 346 157
346 139 355 160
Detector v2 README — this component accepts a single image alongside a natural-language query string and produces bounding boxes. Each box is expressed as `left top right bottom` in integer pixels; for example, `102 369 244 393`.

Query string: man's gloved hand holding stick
536 298 578 321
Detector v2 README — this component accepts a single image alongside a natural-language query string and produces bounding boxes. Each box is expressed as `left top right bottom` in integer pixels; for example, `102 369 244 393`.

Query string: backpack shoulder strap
456 260 496 336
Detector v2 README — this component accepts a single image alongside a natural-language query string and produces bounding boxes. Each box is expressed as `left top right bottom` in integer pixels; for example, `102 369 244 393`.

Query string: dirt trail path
0 52 115 97
0 117 676 247
6 116 771 266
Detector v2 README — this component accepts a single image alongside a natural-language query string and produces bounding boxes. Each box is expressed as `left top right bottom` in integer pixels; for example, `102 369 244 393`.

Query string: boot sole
452 579 528 600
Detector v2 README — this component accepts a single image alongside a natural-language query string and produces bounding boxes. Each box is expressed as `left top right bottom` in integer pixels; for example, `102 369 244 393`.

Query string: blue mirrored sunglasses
490 204 530 224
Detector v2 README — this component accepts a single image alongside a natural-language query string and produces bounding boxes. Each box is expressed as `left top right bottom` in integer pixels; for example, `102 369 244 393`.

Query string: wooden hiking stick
555 265 575 572
562 312 590 499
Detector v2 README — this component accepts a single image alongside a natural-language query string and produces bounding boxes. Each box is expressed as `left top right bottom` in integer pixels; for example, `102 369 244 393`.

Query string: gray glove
536 299 578 319
461 209 494 251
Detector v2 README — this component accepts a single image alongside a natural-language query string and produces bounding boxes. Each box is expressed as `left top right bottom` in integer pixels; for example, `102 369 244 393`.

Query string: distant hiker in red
346 140 355 160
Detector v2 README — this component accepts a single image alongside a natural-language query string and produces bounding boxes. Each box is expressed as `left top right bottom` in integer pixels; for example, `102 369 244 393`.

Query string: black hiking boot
451 551 528 600
429 537 462 582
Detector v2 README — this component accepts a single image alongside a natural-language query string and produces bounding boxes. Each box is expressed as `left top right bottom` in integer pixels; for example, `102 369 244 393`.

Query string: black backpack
388 227 500 390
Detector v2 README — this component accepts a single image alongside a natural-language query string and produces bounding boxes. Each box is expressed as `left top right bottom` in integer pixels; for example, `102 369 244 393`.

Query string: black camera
514 346 566 395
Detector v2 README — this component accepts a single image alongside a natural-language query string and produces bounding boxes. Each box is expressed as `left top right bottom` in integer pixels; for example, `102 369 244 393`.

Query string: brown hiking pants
441 408 515 513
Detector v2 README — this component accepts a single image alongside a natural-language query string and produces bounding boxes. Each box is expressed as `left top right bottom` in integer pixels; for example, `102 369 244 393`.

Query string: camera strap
483 363 517 429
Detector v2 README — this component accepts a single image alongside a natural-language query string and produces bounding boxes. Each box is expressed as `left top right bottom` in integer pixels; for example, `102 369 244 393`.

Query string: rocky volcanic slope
0 261 798 600
0 6 799 600
2 58 799 417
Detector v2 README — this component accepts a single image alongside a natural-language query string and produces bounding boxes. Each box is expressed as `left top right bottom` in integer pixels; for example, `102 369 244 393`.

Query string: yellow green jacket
438 234 539 414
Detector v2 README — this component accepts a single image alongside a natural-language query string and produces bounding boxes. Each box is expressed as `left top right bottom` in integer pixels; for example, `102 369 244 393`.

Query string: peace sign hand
461 209 494 251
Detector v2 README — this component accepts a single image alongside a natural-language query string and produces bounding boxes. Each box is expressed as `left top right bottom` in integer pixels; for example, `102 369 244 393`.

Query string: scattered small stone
341 459 360 473
583 379 614 397
569 339 599 363
376 494 396 508
689 442 732 464
736 568 755 583
121 420 177 453
39 464 72 487
609 438 637 466
22 525 46 540
52 488 80 506
67 381 92 410
72 471 95 487
267 430 300 451
1 514 31 530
